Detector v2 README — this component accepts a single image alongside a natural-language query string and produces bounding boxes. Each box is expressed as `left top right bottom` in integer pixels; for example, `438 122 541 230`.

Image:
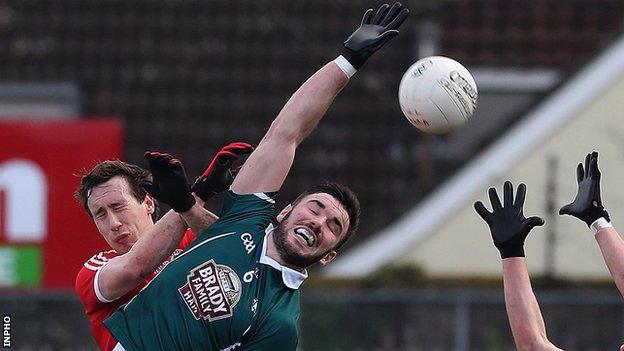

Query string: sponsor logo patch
179 259 242 321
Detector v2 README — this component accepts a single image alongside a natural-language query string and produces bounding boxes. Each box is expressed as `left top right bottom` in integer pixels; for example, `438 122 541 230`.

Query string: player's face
87 176 155 254
273 193 350 269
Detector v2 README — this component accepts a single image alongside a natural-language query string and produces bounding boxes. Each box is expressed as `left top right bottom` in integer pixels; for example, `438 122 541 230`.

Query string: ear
144 195 155 215
319 250 337 266
276 204 293 222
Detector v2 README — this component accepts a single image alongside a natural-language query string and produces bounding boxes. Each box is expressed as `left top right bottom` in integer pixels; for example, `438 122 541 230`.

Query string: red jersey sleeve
76 232 196 350
76 250 139 351
178 228 197 249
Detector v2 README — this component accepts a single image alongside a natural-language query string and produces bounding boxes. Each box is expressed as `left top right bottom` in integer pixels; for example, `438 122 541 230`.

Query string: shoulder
82 250 119 271
217 191 278 224
75 250 118 306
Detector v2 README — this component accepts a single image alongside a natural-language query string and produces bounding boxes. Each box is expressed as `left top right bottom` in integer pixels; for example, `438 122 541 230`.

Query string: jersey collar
260 223 308 289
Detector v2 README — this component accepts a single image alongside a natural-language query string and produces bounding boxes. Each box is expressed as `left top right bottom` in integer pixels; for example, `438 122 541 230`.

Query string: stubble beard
273 214 330 269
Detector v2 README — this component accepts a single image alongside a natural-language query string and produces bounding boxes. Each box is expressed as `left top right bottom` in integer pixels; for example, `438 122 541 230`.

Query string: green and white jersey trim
259 223 307 289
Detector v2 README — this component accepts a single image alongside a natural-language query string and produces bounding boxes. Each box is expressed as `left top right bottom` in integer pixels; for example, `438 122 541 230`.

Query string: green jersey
105 191 307 351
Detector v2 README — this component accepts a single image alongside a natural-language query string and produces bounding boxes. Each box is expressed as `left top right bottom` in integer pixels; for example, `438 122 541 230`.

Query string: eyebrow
310 199 344 234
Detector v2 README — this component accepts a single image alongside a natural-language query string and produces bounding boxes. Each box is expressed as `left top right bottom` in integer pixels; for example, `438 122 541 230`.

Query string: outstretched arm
231 2 409 195
474 181 561 351
558 152 624 295
231 63 349 194
594 227 624 295
502 258 562 351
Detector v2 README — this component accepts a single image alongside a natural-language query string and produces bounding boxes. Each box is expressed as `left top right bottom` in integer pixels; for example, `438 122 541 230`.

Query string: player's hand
141 151 196 213
342 2 409 69
474 181 544 259
559 151 610 227
191 142 254 202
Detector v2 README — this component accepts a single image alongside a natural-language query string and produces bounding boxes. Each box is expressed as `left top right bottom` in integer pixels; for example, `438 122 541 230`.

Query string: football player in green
105 2 409 350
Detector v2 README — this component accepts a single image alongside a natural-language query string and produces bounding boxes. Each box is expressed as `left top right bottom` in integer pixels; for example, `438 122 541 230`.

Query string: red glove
191 142 254 201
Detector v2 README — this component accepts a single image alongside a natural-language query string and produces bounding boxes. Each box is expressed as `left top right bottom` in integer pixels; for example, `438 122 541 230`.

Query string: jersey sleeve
196 190 278 241
241 314 299 351
75 251 119 309
178 228 197 249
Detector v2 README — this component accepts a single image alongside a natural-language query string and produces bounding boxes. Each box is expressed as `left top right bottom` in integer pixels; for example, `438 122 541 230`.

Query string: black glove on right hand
474 181 545 259
559 151 610 227
342 2 409 70
141 152 196 213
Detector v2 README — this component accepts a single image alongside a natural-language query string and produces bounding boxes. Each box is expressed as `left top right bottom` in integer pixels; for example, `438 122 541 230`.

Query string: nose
107 212 122 231
307 218 323 233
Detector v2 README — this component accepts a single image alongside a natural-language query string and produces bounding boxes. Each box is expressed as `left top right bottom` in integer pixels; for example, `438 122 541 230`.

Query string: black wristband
585 208 610 228
500 245 525 259
173 195 196 213
340 47 368 70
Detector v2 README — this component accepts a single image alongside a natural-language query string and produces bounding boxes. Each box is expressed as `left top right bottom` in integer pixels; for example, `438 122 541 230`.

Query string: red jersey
75 229 196 351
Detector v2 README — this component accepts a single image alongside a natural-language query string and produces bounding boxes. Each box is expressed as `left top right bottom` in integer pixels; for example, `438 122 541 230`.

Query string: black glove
191 142 254 202
559 151 610 227
342 2 409 70
474 181 545 259
141 152 196 213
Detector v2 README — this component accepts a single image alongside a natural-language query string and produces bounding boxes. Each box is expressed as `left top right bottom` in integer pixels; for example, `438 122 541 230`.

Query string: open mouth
295 227 315 247
115 233 130 244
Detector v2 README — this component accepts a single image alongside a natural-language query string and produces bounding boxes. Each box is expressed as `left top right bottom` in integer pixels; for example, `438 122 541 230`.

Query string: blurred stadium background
2 0 624 350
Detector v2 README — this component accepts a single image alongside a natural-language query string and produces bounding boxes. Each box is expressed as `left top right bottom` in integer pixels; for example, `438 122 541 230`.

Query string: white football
398 56 478 134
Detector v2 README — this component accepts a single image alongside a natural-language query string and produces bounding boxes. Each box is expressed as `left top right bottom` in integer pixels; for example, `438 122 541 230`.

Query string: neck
266 232 305 272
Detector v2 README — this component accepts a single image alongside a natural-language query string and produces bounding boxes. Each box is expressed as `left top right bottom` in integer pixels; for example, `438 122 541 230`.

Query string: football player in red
74 142 253 351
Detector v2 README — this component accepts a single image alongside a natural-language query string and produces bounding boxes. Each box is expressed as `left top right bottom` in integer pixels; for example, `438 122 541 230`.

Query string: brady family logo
179 259 241 321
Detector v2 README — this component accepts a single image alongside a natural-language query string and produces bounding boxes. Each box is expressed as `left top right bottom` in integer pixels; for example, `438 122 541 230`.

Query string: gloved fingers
559 203 573 216
221 141 253 156
380 2 402 26
513 183 527 208
200 150 238 178
385 7 409 30
145 151 174 169
215 150 238 163
503 181 513 208
474 201 492 222
488 187 502 211
168 158 186 177
584 153 591 179
576 163 584 184
523 216 545 231
589 152 600 180
371 3 390 25
360 8 373 25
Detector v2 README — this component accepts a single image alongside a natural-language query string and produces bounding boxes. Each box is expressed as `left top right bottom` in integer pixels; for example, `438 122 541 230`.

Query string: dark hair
75 160 159 221
292 182 360 251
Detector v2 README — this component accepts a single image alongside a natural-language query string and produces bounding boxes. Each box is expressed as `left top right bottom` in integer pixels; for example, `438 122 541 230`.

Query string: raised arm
475 181 561 351
96 152 212 301
231 2 409 195
502 258 562 351
558 152 624 294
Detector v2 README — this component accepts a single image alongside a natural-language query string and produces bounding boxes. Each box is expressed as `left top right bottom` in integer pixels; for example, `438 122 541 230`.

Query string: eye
309 204 320 215
112 203 127 212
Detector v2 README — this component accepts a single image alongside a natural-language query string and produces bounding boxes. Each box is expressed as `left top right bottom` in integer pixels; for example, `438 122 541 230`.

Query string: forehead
87 176 135 209
299 193 350 226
